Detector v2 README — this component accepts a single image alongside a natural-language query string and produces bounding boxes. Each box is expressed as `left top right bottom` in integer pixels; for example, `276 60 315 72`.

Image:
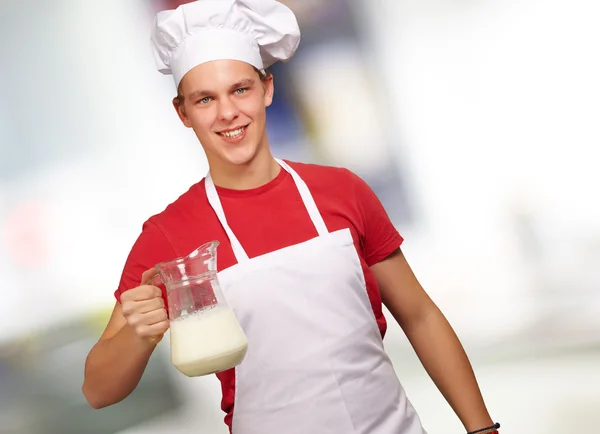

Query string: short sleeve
114 219 177 304
349 170 404 266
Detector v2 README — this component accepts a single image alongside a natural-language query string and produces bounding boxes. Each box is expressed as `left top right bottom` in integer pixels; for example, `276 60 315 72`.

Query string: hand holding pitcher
120 268 170 343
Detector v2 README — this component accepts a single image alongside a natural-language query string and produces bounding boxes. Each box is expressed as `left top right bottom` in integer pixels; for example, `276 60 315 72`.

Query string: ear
172 96 193 128
263 73 275 108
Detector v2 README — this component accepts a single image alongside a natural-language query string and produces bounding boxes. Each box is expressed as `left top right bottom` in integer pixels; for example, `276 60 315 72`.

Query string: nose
217 96 239 123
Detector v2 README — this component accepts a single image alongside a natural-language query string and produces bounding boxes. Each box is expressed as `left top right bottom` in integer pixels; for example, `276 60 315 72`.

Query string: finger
122 285 162 302
135 297 165 314
128 308 168 329
141 308 169 325
140 267 159 286
139 320 170 338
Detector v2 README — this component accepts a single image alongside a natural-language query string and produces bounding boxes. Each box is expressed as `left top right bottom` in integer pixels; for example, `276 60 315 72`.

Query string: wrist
467 422 501 434
464 415 495 433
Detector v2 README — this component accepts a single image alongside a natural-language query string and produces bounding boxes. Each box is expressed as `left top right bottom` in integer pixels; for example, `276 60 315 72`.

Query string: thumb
140 267 159 286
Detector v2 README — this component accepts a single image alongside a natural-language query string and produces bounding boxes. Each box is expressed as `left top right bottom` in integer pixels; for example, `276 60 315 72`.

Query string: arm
82 221 175 408
82 302 158 408
371 248 494 432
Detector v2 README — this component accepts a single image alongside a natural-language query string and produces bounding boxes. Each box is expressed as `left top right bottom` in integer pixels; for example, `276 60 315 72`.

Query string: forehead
180 60 257 93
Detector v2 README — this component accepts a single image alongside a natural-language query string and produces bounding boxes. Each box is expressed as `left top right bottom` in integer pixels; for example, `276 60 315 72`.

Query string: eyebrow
187 78 256 100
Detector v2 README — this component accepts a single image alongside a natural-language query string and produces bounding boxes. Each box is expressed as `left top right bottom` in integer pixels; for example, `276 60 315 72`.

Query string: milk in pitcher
170 305 248 377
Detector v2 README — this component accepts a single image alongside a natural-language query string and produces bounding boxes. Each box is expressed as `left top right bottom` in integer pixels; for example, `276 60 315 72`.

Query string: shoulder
285 160 373 203
285 160 352 178
285 160 361 191
145 179 210 235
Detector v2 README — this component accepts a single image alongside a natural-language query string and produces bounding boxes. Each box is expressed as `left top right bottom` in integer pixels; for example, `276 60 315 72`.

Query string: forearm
82 324 157 409
403 307 493 432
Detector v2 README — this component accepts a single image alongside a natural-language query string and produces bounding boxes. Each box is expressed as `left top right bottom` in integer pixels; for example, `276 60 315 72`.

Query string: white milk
170 305 248 377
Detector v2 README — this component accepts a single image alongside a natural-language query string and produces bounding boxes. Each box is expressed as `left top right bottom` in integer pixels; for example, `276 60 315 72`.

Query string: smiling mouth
217 125 248 139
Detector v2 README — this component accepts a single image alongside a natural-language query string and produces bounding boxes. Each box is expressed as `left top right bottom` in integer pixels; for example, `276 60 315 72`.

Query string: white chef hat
150 0 301 88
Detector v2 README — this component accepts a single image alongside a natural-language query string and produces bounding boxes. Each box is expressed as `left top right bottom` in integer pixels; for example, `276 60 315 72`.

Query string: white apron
205 159 426 434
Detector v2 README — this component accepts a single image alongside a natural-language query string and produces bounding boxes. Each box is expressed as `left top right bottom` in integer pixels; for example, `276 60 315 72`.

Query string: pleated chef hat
150 0 301 88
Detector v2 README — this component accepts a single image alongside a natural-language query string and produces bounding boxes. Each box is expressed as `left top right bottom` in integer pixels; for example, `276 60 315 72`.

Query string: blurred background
1 0 599 432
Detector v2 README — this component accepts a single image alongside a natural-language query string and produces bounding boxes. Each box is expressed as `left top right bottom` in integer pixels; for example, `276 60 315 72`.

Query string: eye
234 88 248 95
197 97 212 105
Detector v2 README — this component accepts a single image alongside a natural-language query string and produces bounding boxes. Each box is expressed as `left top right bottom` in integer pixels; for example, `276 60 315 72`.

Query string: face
174 60 274 169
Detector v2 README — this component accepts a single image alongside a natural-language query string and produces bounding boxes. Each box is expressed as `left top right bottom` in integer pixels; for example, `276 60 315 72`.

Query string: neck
208 151 281 190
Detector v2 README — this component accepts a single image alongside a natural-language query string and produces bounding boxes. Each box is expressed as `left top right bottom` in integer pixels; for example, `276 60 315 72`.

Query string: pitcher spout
155 240 220 286
188 240 220 261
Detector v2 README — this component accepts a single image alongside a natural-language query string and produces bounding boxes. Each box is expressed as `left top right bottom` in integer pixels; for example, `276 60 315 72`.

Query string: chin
220 144 260 167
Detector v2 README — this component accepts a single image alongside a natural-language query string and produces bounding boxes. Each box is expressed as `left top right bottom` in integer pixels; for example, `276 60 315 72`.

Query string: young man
83 1 500 433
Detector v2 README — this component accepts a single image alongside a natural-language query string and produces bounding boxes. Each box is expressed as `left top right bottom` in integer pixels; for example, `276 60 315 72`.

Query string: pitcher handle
144 272 162 287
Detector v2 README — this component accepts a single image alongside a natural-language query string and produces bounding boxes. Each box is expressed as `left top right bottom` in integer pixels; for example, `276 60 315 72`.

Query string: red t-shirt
114 160 403 429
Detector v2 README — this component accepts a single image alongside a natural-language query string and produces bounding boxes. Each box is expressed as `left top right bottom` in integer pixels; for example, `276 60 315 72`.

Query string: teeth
220 127 245 138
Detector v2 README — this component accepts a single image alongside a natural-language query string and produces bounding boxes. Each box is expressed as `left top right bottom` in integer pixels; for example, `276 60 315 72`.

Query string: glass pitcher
149 241 248 377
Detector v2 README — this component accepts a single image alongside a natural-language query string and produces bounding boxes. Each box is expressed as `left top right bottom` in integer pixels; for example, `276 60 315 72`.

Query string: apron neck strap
205 158 329 263
275 158 329 236
205 174 250 263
